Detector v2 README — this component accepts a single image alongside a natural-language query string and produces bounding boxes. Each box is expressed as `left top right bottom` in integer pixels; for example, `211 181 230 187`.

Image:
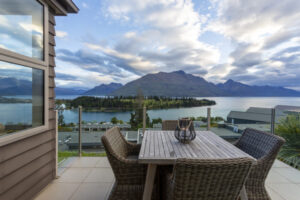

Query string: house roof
227 106 287 123
275 105 300 113
227 111 273 123
46 0 79 16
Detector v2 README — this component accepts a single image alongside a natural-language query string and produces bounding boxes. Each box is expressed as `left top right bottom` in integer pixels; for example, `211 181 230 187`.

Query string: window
0 61 44 136
0 0 48 139
0 0 44 60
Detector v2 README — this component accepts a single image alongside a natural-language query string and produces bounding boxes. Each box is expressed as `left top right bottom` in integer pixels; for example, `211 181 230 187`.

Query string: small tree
276 114 300 160
152 118 162 124
55 104 65 126
129 89 150 130
111 117 118 124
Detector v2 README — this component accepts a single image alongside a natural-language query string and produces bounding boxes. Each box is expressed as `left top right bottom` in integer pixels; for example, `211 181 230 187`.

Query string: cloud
96 0 220 78
82 2 89 8
206 0 300 87
56 72 78 81
55 48 140 88
0 15 43 57
56 31 68 38
54 0 300 89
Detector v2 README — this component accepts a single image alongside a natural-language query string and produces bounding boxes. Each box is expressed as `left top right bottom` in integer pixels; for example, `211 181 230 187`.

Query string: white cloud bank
56 31 68 38
55 0 300 89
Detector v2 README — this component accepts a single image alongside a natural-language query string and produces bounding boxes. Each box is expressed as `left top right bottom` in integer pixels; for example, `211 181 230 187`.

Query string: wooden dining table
138 130 256 200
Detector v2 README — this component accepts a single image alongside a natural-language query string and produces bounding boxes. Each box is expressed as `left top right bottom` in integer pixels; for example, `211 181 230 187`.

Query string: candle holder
174 118 196 144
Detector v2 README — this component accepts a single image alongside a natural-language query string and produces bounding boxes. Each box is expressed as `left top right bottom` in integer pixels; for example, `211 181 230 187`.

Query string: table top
138 130 256 164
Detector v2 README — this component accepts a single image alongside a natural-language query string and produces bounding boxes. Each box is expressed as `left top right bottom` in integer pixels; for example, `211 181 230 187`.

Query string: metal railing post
137 129 140 143
143 106 146 134
207 107 211 131
79 106 82 157
55 110 58 178
271 108 275 134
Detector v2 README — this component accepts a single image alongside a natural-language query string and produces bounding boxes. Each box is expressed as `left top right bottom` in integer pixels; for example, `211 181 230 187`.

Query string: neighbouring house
227 105 300 124
0 1 78 199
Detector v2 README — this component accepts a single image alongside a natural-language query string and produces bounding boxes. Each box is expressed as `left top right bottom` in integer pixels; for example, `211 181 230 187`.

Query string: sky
54 0 300 90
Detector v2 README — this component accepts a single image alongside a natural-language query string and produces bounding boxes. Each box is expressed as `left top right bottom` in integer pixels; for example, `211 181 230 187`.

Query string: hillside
55 87 87 95
111 71 225 96
58 96 216 111
0 77 32 95
84 83 123 95
110 71 300 97
217 79 300 97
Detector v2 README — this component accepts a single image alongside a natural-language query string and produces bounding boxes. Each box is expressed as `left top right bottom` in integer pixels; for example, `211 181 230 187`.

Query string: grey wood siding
0 10 57 200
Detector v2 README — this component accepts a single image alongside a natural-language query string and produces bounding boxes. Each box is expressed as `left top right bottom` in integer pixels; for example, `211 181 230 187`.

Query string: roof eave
60 0 79 13
46 0 79 16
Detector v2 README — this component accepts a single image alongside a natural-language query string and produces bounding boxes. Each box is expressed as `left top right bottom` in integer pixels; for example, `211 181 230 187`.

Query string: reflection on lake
0 103 32 124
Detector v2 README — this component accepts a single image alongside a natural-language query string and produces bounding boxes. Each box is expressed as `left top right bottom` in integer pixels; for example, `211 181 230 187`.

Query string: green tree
276 114 300 160
55 104 65 126
152 118 162 124
111 117 118 124
129 89 150 130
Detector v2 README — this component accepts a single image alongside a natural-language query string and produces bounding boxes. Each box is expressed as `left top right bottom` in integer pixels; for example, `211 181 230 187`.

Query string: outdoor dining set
101 119 285 200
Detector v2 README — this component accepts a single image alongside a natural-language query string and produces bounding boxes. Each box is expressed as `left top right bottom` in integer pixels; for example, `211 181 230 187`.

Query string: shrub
276 114 300 160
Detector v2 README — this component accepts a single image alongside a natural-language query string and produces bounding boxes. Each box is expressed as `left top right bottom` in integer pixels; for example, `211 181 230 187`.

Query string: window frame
0 0 49 146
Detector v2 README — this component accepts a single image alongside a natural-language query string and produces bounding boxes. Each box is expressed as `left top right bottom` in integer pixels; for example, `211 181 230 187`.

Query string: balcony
33 157 300 200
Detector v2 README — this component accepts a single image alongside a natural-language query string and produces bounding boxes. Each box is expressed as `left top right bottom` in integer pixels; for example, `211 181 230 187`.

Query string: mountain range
0 77 32 95
83 83 123 95
110 71 300 97
55 87 87 95
1 71 300 97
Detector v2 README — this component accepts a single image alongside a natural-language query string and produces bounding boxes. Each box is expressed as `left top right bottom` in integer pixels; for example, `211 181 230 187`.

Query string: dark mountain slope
111 71 300 97
84 82 123 95
111 71 225 97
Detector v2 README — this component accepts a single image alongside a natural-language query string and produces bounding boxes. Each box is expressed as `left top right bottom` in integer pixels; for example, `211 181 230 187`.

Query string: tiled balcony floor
34 157 300 200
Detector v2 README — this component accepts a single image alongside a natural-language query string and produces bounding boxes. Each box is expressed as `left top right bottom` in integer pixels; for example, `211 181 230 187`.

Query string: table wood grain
139 130 255 200
139 130 255 164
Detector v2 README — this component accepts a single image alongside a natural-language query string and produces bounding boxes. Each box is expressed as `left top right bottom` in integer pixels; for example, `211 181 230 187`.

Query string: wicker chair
101 127 158 200
162 158 253 200
162 120 178 130
235 128 285 200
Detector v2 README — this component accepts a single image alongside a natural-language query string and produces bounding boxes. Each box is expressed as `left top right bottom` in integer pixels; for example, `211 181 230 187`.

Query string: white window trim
0 0 49 147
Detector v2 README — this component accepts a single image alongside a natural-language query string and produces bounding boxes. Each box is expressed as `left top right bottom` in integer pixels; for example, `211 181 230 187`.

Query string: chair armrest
232 138 240 146
115 158 148 185
126 142 141 155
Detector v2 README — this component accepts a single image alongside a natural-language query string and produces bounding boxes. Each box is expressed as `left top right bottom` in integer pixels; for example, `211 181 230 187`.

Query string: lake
59 96 300 123
1 96 300 124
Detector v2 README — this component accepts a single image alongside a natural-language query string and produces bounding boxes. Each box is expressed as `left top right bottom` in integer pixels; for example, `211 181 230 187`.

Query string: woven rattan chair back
102 126 128 158
102 127 151 200
235 128 285 200
236 128 285 160
167 158 253 200
162 120 178 130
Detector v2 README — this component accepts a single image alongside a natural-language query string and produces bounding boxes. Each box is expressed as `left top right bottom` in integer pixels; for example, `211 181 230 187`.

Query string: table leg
143 164 157 200
240 185 248 200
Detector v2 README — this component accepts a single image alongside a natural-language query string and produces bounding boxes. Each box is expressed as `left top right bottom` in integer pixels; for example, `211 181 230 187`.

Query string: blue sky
55 0 300 90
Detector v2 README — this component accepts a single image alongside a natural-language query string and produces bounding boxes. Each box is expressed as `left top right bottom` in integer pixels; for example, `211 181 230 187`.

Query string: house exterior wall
0 10 57 200
226 117 268 124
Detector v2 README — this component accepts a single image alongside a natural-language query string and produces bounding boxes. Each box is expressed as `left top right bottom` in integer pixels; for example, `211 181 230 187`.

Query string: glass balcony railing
275 112 300 169
56 104 299 169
